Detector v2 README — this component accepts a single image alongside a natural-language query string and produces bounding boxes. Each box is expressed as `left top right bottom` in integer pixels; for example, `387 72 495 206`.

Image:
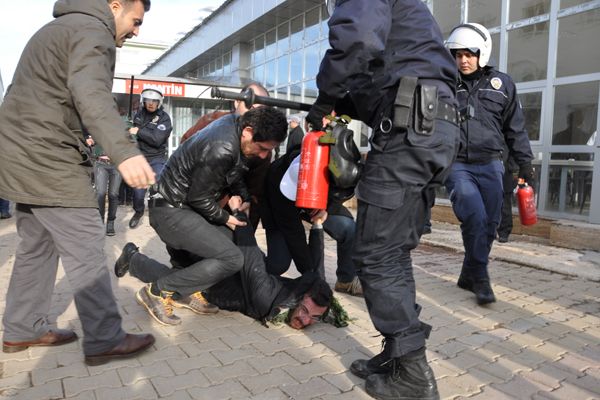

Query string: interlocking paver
0 214 598 399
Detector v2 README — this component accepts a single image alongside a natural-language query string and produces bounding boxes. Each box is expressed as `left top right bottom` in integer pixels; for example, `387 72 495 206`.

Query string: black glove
307 92 336 130
518 163 536 190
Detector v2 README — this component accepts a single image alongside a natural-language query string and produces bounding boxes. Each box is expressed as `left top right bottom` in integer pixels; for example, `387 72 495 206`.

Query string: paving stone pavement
0 209 598 400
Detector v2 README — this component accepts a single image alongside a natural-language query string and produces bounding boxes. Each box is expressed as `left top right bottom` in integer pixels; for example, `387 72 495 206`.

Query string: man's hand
85 137 95 147
226 214 247 231
129 127 139 135
238 201 251 216
310 209 328 224
118 155 155 189
227 195 243 212
518 163 536 191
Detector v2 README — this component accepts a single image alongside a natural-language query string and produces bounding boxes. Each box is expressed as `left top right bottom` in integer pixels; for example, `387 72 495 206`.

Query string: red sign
125 79 186 97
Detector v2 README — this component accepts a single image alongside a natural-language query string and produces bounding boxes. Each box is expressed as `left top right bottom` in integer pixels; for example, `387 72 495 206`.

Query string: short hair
110 0 151 12
240 107 287 144
306 278 333 308
242 81 269 97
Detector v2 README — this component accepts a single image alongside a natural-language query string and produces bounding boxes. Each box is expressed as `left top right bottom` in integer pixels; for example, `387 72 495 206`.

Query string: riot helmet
445 23 492 68
140 88 163 108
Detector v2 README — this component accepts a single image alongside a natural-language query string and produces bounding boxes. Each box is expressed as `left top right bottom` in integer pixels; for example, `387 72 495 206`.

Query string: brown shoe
136 284 181 325
172 291 219 314
334 277 363 296
84 333 155 366
3 329 78 353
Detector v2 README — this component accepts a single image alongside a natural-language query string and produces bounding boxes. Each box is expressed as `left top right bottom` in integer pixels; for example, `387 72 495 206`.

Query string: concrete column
231 42 252 82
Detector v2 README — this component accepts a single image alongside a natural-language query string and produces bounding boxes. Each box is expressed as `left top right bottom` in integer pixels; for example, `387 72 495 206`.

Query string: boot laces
190 291 210 305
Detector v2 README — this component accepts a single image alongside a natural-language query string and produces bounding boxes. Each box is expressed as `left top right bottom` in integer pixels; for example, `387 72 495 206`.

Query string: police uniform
308 0 459 396
445 67 533 282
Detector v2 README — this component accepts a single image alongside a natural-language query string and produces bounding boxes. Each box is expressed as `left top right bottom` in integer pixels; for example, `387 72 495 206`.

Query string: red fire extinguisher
296 130 330 210
516 178 537 226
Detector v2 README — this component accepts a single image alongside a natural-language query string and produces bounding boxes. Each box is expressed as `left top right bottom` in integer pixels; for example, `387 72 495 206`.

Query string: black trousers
128 205 243 298
498 170 516 239
353 119 458 358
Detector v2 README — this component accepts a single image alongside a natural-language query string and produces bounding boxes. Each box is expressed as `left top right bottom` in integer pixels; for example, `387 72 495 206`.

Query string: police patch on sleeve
157 124 167 131
491 77 503 90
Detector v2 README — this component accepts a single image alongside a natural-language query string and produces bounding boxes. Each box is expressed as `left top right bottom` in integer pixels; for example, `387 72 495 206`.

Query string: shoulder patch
490 77 503 90
157 124 167 131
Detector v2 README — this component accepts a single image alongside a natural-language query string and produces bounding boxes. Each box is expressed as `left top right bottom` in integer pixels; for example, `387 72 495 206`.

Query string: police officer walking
307 1 459 398
444 23 534 305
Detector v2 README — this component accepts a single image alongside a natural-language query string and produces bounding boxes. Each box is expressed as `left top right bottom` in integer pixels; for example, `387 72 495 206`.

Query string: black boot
106 220 116 236
473 279 496 305
129 211 143 228
350 347 392 379
365 347 439 400
456 272 474 292
114 242 139 277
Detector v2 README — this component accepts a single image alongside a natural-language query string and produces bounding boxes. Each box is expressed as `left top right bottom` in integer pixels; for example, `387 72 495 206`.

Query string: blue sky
0 0 224 89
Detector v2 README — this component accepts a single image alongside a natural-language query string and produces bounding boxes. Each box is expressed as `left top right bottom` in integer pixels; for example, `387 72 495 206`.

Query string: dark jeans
133 158 165 214
445 160 504 280
265 216 357 282
94 161 122 222
498 170 516 239
128 205 243 298
0 198 9 214
353 118 458 358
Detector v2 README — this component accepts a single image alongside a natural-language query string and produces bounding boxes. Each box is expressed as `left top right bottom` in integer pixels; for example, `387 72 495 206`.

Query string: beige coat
0 0 140 207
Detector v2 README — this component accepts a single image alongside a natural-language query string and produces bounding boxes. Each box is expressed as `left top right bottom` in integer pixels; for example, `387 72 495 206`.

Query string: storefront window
552 82 598 146
290 50 303 83
431 0 461 38
469 0 501 28
507 21 549 82
304 43 320 79
546 157 594 215
490 32 500 68
556 8 600 78
520 92 542 142
290 16 304 50
277 22 290 54
305 7 321 43
509 0 550 22
265 29 277 60
252 64 264 85
561 0 590 8
254 35 265 65
277 55 289 86
265 60 276 88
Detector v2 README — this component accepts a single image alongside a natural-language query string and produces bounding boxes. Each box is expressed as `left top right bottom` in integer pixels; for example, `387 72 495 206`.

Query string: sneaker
135 284 181 326
114 242 138 277
129 211 143 229
106 220 116 236
172 292 219 314
334 277 363 296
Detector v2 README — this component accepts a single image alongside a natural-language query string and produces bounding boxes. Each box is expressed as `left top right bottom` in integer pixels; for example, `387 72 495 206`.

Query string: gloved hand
306 92 336 130
518 163 536 190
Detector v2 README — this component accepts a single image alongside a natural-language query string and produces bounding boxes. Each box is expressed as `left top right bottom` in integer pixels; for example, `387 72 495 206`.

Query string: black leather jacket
157 114 250 225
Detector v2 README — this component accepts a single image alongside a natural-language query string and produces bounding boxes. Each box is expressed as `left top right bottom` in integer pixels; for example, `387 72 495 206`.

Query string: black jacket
456 67 533 166
204 216 324 323
315 0 457 127
157 114 250 225
133 107 172 160
286 125 304 153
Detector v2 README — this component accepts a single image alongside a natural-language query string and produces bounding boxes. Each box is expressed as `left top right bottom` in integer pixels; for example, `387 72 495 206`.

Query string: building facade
144 0 600 224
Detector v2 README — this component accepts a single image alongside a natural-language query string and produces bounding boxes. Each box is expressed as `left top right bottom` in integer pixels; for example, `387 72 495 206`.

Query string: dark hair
240 107 287 144
241 81 270 97
112 0 151 12
306 278 333 308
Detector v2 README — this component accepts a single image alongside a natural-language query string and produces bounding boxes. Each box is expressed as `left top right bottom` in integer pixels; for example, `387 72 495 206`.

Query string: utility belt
380 76 458 135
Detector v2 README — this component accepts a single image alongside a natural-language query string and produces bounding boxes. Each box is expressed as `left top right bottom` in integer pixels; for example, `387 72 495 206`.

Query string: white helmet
140 88 163 108
446 23 492 68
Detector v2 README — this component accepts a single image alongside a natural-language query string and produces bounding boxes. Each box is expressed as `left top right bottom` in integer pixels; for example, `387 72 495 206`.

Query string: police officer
307 1 459 398
444 23 534 305
129 88 173 228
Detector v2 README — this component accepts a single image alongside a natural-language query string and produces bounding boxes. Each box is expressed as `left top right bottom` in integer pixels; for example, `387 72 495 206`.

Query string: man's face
110 0 145 48
144 99 159 113
288 295 328 330
454 49 479 75
240 127 278 159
